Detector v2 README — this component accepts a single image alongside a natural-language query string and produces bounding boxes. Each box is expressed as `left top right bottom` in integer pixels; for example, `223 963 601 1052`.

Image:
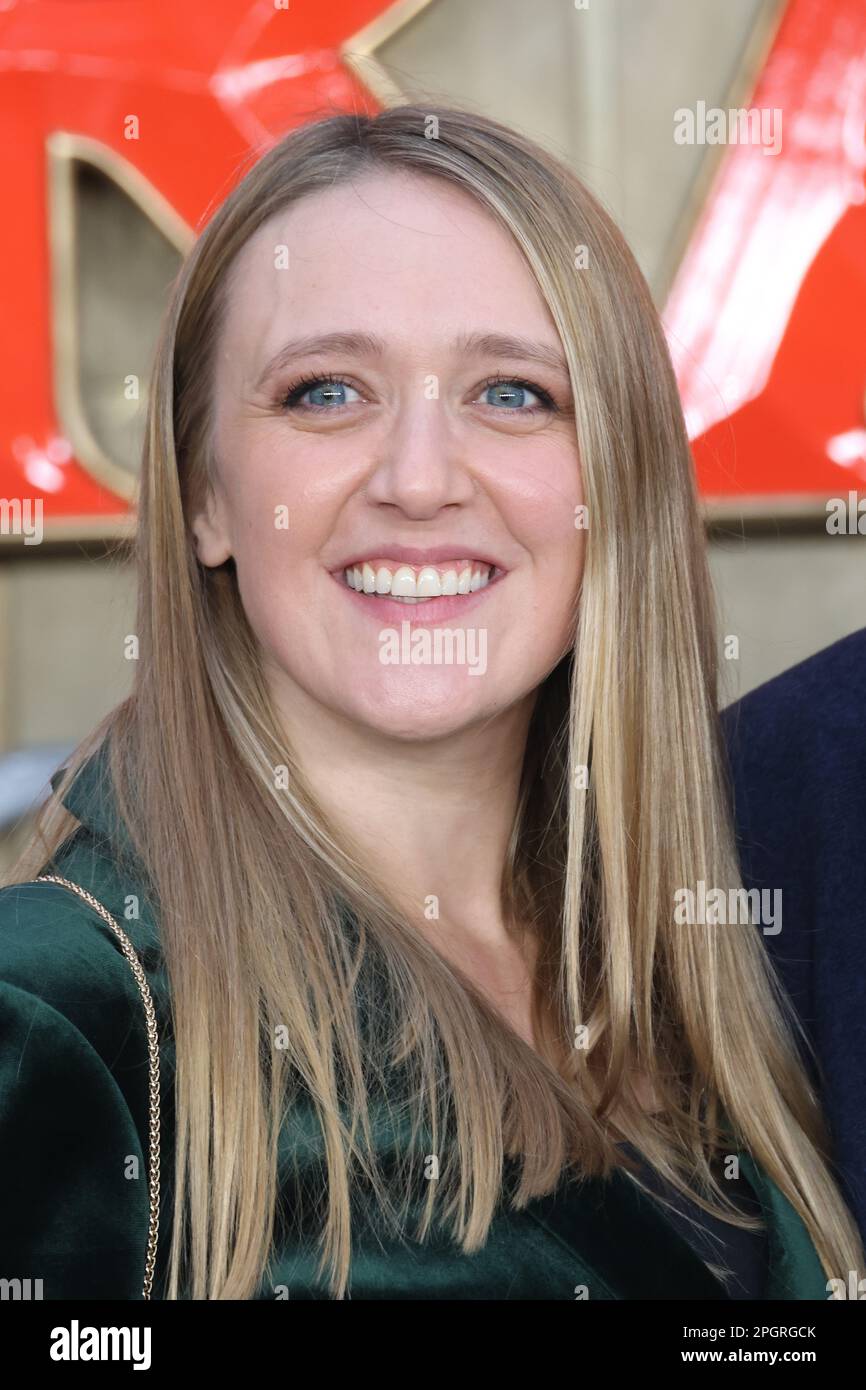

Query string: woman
0 104 861 1301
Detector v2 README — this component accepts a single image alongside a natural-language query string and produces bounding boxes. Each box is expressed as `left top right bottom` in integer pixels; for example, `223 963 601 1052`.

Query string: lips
331 544 508 573
330 561 506 624
327 544 509 623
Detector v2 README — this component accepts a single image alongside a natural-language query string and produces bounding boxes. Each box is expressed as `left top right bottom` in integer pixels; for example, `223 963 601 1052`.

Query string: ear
190 483 232 567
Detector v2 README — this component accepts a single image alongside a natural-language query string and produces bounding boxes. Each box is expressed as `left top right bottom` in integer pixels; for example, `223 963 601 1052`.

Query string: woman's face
194 170 585 741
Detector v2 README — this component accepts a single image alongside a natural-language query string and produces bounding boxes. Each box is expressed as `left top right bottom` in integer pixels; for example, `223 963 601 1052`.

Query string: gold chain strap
34 874 161 1300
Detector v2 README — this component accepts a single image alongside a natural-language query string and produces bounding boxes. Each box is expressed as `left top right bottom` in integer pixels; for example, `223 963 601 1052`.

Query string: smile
341 559 499 604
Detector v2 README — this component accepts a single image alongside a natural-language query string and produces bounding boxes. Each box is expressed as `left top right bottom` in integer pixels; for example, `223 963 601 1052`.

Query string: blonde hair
10 104 862 1298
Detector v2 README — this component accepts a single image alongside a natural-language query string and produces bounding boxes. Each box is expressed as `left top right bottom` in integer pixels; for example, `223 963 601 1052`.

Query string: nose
362 394 476 518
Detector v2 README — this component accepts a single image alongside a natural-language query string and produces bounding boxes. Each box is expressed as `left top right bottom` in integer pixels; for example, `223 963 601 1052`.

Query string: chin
357 712 489 743
340 682 499 743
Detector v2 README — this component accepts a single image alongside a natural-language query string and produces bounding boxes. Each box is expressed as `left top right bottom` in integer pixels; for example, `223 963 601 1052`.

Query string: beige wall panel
710 536 866 703
377 0 773 293
3 557 135 748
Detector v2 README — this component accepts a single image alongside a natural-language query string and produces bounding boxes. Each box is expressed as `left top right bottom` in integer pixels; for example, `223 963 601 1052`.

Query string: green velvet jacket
0 743 830 1300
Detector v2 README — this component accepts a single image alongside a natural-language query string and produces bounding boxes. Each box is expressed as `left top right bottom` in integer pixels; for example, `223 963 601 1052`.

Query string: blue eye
489 380 536 405
477 375 557 413
280 378 362 410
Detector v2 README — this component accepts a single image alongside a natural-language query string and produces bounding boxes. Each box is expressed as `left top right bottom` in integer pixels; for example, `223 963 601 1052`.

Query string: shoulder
0 873 136 977
719 629 866 946
0 827 166 1097
720 629 866 887
721 626 866 773
0 863 153 1055
719 627 866 869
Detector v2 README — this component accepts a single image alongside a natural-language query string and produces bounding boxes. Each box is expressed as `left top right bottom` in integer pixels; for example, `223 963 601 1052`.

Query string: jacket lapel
521 1148 828 1299
736 1151 828 1299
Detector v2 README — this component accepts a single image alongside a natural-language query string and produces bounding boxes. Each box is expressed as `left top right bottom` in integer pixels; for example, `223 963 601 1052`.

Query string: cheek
485 432 583 535
524 542 584 665
516 496 584 666
222 482 325 656
220 433 334 584
491 450 586 608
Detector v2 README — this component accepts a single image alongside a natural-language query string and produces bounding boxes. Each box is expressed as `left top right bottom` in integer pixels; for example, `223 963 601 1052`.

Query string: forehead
217 171 558 366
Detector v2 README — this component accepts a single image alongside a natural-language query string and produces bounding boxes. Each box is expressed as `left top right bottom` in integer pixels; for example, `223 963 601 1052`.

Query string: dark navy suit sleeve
720 627 866 1242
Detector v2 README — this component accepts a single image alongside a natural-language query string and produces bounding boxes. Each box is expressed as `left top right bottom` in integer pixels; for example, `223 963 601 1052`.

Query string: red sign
2 0 865 536
664 0 866 516
0 0 392 539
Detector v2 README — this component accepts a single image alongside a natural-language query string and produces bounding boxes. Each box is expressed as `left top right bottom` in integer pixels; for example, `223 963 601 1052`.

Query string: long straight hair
10 104 863 1297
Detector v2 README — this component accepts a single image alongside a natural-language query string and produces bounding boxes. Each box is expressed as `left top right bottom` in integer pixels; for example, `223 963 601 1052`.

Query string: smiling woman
194 167 584 744
0 104 862 1302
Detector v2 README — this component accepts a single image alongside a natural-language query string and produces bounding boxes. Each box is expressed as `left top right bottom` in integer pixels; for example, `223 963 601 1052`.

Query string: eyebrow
253 329 570 392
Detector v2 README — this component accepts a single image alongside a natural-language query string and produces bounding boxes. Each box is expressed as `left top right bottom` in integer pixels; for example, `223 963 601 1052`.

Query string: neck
271 678 537 944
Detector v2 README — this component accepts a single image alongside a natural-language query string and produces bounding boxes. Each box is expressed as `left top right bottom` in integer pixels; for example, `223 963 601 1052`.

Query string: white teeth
390 565 417 597
441 569 458 595
342 561 495 600
416 566 442 597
